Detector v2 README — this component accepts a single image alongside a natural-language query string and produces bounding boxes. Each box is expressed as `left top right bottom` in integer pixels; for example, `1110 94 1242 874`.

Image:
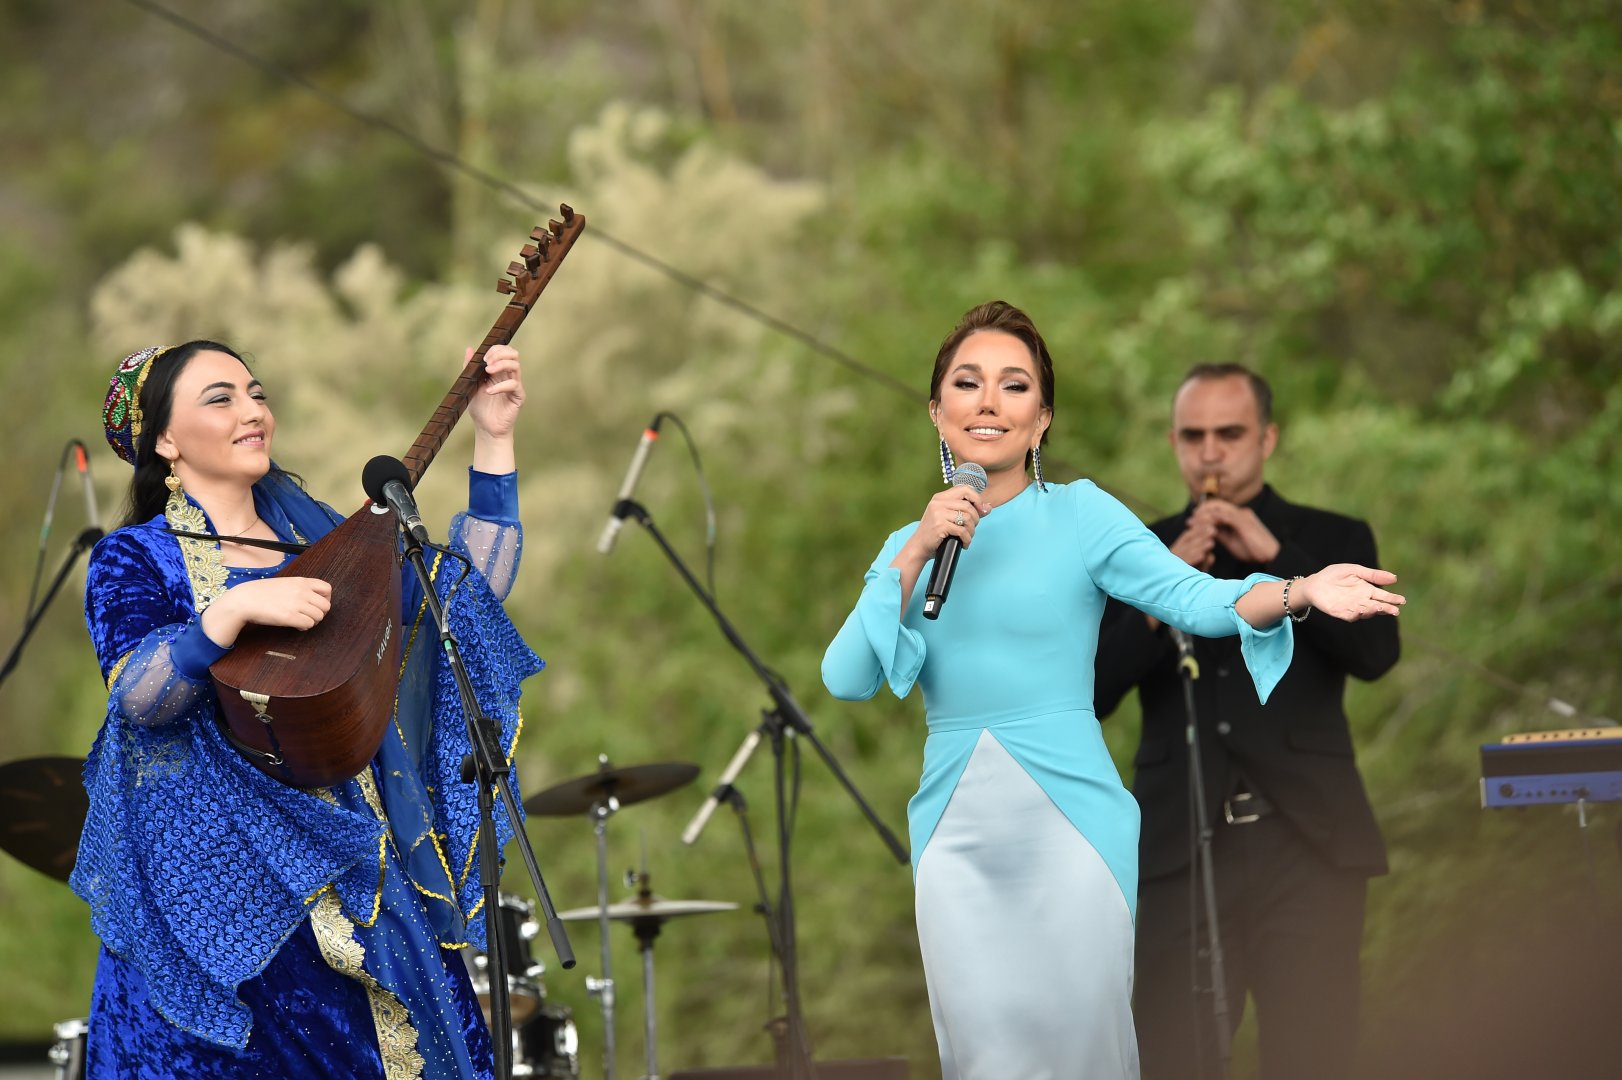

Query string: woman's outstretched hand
1298 565 1405 621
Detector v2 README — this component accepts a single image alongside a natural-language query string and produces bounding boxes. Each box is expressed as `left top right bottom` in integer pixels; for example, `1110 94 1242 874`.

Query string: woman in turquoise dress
821 301 1403 1080
75 339 542 1079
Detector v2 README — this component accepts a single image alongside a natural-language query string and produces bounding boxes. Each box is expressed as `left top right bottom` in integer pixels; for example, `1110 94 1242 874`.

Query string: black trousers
1135 812 1368 1080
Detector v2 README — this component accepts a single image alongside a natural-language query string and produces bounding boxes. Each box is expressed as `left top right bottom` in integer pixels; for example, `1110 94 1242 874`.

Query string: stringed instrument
211 206 585 788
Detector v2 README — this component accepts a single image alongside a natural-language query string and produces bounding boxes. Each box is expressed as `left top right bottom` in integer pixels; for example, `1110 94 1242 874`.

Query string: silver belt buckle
1223 791 1262 825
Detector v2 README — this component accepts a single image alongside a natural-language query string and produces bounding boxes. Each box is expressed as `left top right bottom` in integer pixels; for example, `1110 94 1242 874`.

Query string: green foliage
0 1 1619 1075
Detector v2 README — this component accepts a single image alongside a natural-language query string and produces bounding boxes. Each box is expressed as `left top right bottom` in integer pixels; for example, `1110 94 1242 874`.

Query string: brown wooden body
211 505 402 789
207 206 583 788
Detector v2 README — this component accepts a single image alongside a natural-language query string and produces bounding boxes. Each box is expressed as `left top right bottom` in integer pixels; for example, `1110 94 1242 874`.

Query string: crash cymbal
523 759 700 817
556 894 739 924
0 756 87 883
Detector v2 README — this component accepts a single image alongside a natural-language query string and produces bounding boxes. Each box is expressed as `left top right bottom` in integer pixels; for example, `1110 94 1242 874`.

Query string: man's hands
1169 498 1282 570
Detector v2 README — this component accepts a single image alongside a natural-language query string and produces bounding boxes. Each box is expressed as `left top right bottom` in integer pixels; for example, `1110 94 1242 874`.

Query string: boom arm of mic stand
615 499 909 866
616 499 910 1080
0 527 102 688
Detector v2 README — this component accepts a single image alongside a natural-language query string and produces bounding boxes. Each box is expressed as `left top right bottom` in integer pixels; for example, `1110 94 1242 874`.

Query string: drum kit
0 753 742 1080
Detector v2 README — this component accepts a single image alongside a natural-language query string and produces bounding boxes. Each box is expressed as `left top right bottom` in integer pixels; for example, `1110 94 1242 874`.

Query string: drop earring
164 460 189 517
1031 445 1047 492
939 437 956 485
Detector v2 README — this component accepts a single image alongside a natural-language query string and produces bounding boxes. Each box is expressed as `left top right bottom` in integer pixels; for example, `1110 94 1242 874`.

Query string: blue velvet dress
822 480 1292 1080
74 468 543 1080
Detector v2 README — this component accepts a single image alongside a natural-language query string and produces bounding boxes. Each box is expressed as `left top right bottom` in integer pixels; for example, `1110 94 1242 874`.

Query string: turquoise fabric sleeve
822 528 928 701
1075 482 1293 703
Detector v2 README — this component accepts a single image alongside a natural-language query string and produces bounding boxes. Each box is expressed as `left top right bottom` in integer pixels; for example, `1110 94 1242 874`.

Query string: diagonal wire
123 0 921 404
124 0 1618 723
124 0 1162 514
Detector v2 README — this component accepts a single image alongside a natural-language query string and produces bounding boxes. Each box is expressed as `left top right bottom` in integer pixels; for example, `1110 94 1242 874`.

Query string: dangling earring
164 460 189 517
939 437 956 485
1031 445 1047 492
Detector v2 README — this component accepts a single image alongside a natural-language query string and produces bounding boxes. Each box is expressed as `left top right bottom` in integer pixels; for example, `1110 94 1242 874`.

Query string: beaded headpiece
102 345 177 465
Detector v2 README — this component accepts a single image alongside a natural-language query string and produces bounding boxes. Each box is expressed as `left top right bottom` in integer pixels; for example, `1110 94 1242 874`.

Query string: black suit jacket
1094 485 1397 882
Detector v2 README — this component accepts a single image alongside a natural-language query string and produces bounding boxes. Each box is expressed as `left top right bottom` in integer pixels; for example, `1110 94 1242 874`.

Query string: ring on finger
954 511 966 527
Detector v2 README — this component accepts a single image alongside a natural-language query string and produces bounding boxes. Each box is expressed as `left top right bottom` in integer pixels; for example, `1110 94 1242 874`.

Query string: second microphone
921 462 988 620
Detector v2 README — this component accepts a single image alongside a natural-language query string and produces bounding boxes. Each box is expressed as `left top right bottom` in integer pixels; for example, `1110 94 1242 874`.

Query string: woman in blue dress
75 339 543 1079
821 301 1403 1080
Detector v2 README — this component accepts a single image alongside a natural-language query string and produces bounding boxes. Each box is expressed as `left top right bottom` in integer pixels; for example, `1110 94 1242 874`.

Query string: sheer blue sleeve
449 468 521 600
103 622 230 728
86 531 227 728
822 528 928 700
1075 482 1293 703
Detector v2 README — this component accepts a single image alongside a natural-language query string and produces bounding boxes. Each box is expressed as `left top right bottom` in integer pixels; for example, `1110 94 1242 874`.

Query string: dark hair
930 300 1056 463
121 340 248 527
1175 363 1274 426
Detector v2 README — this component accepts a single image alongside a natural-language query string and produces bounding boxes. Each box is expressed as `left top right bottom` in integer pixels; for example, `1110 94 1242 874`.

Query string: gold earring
164 461 183 495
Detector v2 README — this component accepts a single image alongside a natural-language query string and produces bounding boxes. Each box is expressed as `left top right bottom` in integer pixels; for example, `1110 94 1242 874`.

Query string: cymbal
0 756 88 883
557 894 740 924
523 759 700 817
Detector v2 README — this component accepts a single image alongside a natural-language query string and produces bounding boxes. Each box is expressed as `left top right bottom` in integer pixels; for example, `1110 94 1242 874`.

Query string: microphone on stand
681 729 764 846
73 440 104 543
596 416 664 555
921 462 988 620
362 456 431 547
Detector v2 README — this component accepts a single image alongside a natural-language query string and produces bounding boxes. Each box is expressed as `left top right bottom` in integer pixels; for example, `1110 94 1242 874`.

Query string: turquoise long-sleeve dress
822 479 1293 1080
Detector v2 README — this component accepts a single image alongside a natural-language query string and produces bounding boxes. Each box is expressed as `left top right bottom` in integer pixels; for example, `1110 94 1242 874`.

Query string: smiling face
931 330 1052 484
154 349 275 494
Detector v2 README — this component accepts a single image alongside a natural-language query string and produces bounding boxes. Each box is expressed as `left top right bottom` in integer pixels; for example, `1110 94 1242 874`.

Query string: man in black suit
1095 364 1398 1080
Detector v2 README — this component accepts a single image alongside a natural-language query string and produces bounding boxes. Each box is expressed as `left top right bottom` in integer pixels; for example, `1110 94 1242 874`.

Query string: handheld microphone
73 441 103 542
362 455 431 547
921 462 988 620
596 416 663 555
681 729 764 846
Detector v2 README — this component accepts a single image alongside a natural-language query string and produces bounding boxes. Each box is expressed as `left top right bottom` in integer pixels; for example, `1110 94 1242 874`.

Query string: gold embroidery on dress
106 649 135 690
309 893 426 1080
132 738 187 788
455 706 526 891
165 495 227 611
391 552 443 752
393 552 477 916
308 781 387 926
346 769 390 928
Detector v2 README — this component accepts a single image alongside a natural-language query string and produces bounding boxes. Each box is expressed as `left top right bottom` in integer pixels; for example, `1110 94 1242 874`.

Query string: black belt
1222 789 1275 825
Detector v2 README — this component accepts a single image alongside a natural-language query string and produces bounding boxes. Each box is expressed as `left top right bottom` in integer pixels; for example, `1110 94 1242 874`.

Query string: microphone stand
712 764 799 1076
612 497 909 1080
0 527 102 688
1169 627 1232 1080
391 516 575 1080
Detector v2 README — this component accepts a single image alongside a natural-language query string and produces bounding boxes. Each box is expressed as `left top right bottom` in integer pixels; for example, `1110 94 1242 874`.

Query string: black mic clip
609 498 648 527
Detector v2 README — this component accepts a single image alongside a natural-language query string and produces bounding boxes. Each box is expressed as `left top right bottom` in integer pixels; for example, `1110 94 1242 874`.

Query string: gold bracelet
1282 575 1310 623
